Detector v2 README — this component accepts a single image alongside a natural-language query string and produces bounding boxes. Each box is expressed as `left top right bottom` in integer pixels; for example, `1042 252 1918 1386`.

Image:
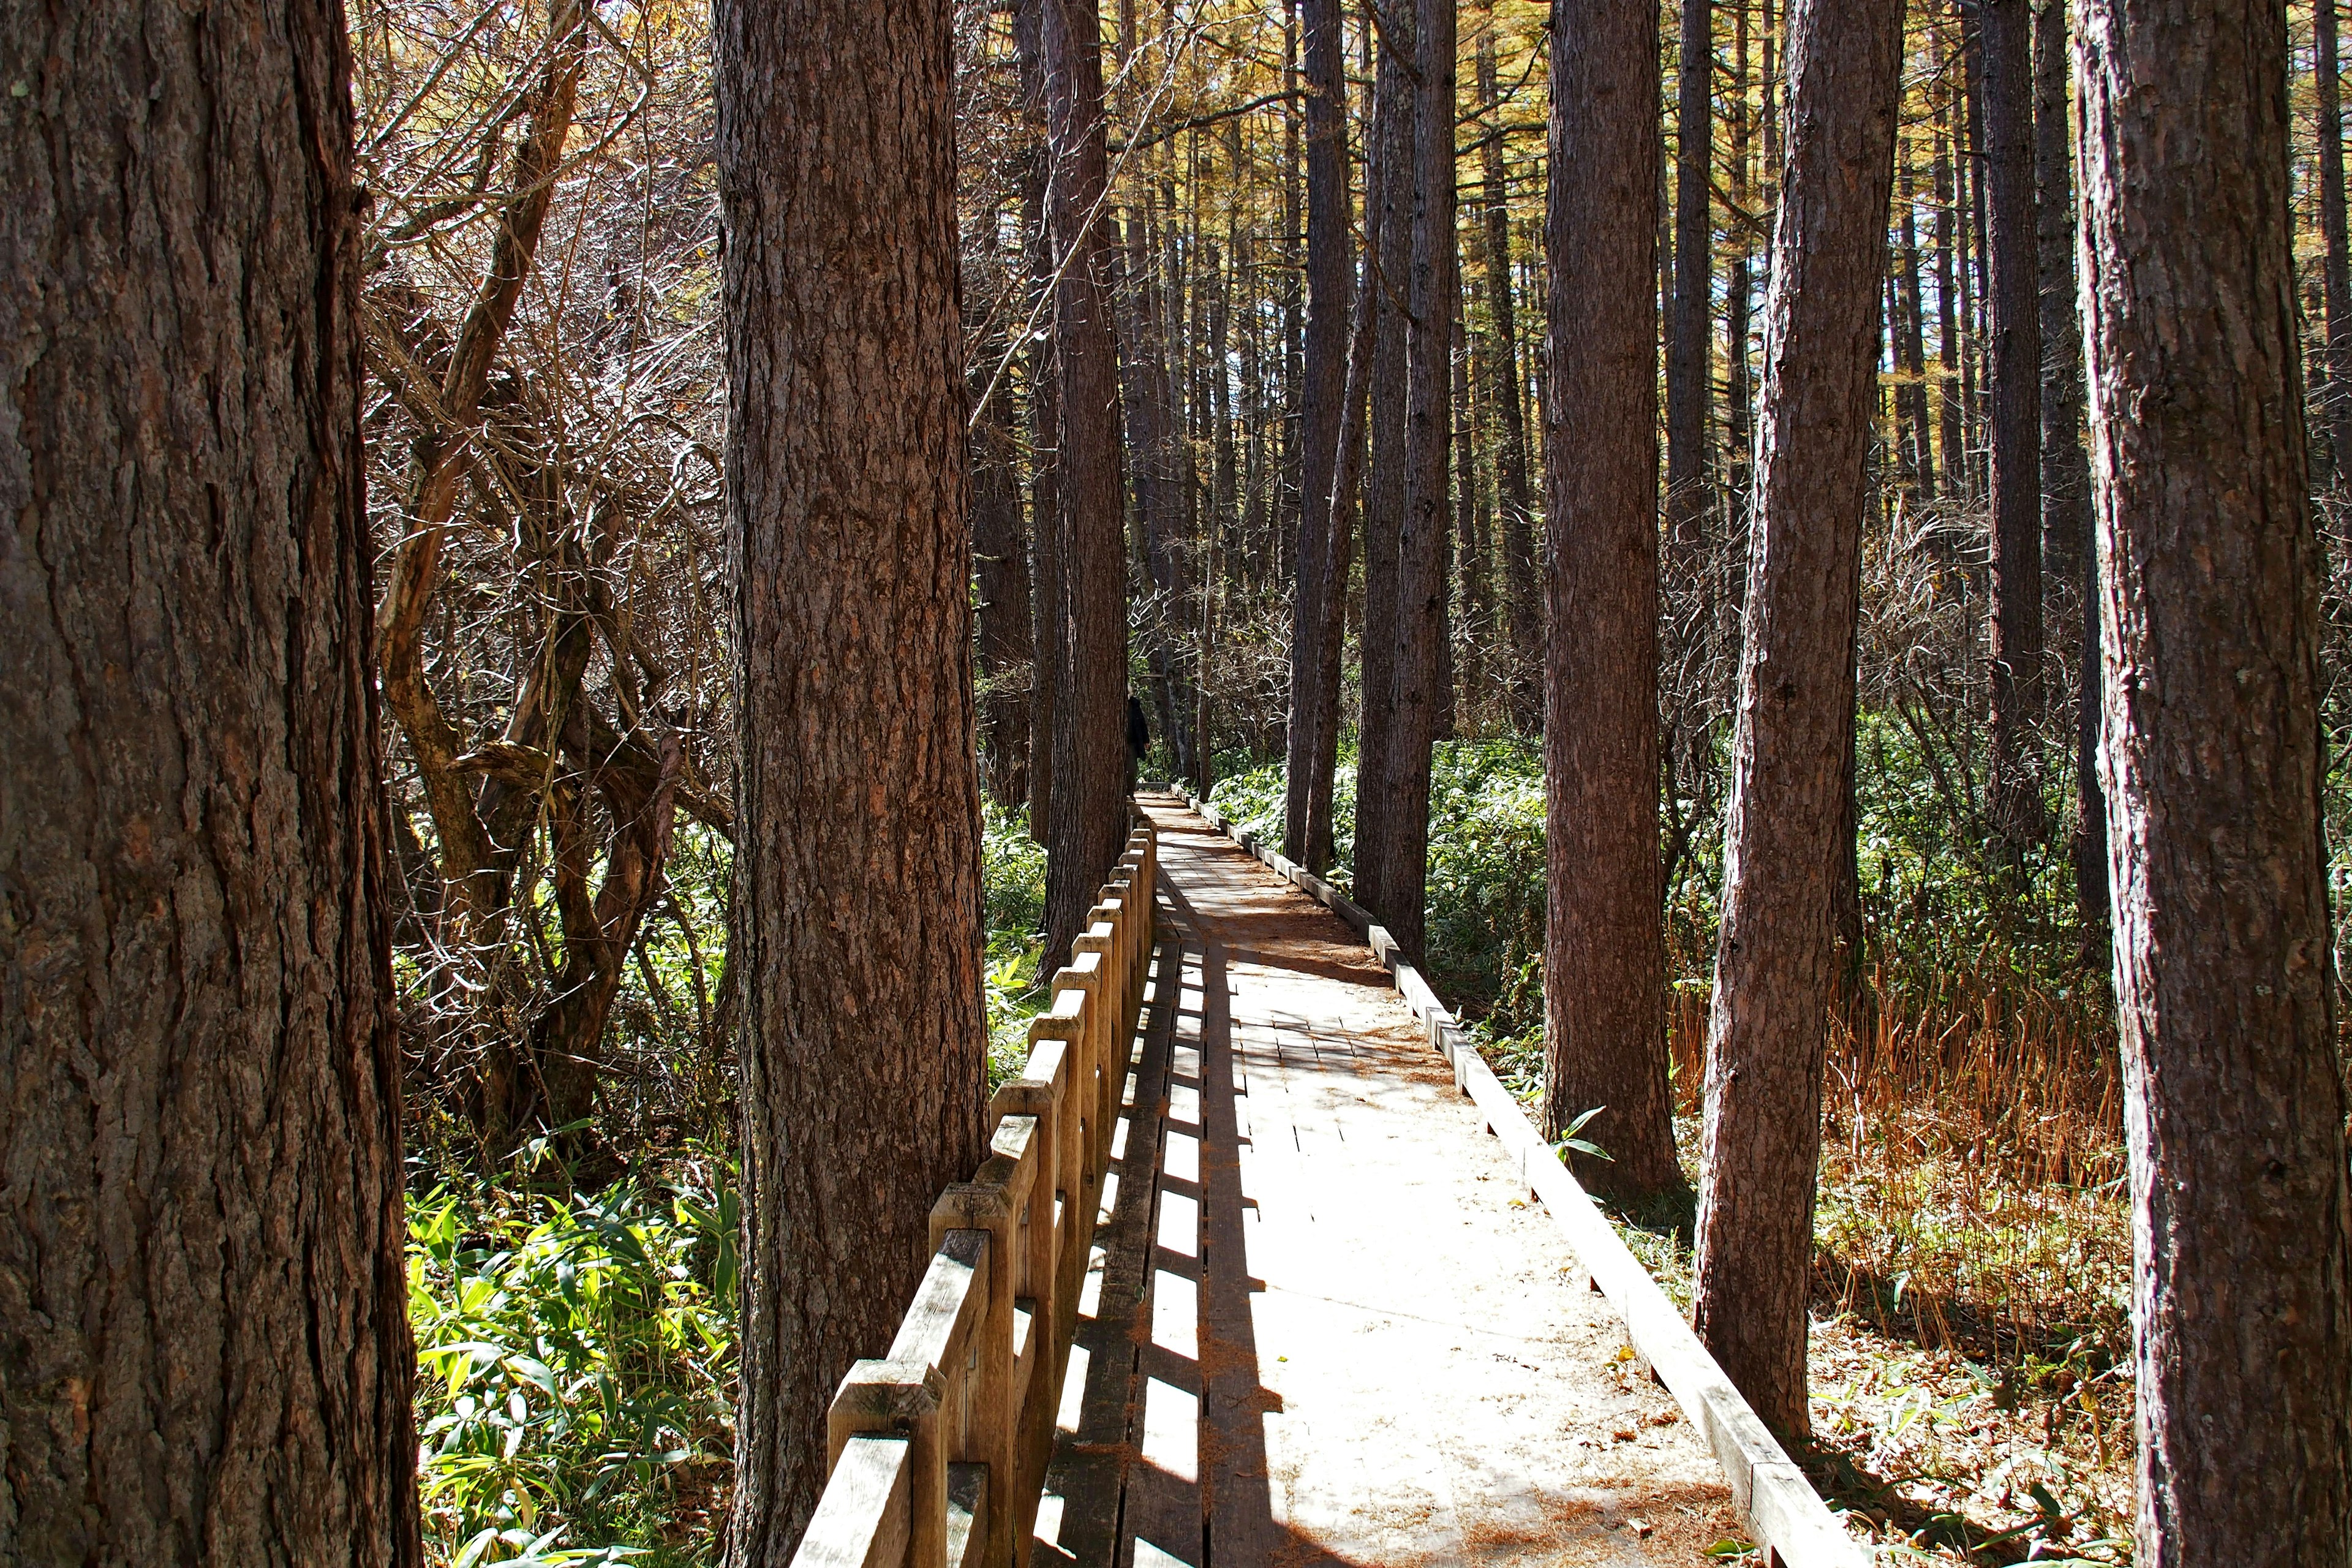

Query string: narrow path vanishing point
1033 797 1735 1567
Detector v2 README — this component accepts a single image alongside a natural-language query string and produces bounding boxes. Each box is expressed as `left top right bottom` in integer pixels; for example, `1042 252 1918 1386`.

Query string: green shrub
409 1149 736 1567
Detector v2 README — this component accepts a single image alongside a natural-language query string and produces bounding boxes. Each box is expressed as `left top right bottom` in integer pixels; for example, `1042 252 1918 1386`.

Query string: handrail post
933 1174 1017 1566
829 1359 946 1568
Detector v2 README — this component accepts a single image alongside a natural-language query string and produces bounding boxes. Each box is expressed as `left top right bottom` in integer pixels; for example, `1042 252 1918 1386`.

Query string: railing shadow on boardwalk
1032 879 1389 1568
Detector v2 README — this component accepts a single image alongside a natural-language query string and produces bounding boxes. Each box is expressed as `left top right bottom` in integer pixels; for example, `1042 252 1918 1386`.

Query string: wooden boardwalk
1033 799 1736 1567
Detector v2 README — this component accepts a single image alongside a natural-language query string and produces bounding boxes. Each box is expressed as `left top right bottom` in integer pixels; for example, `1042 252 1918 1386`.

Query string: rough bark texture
1480 31 1543 733
1286 0 1349 865
1042 0 1131 965
1354 9 1415 920
1667 0 1714 592
715 0 991 1553
0 0 420 1553
1691 0 1904 1443
1018 0 1061 843
1981 0 2045 854
1542 0 1686 1202
2032 0 2102 945
2074 2 2352 1561
1381 0 1457 963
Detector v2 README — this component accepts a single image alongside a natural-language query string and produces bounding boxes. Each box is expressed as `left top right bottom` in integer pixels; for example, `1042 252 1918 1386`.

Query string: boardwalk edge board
1167 786 1869 1568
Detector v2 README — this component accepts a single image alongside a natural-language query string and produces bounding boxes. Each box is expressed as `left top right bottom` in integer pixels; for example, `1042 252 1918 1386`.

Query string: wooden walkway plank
1041 801 1751 1567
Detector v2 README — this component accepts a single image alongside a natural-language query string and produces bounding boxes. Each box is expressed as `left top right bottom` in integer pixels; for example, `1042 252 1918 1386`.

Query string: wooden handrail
792 813 1159 1568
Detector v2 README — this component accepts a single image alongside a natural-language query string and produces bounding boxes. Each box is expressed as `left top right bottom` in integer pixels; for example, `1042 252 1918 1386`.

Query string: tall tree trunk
1982 0 2045 856
1724 0 1757 610
1019 0 1061 844
2032 0 2101 947
1544 0 1686 1202
1309 144 1384 877
1934 88 1967 501
1456 291 1491 720
1899 156 1938 499
1668 0 1715 592
1042 0 1131 964
1286 0 1351 862
1 0 418 1553
1691 0 1904 1442
974 354 1035 812
2076 2 2352 1561
2323 0 2352 477
717 0 990 1553
1479 28 1544 733
1354 2 1415 914
1381 0 1457 962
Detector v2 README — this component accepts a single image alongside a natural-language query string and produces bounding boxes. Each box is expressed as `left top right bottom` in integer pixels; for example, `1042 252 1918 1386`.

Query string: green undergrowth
409 806 1056 1565
408 1140 736 1567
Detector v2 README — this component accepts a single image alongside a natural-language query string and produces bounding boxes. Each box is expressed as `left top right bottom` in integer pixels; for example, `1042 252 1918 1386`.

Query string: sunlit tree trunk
1543 0 1686 1203
1381 0 1458 962
1042 0 1131 963
2075 2 2352 1560
1286 0 1350 862
0 0 417 1554
717 0 990 1550
1667 0 1715 595
1691 0 1904 1442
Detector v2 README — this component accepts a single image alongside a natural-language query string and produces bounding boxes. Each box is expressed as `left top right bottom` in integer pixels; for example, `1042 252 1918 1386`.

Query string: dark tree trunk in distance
1480 29 1544 733
2075 1 2352 1560
2320 0 2352 475
1042 0 1132 965
974 367 1035 811
0 0 420 1553
1018 0 1062 845
2032 0 2101 946
1354 7 1415 918
1543 0 1687 1202
716 0 990 1551
1381 0 1458 962
1691 0 1904 1442
1286 0 1349 864
1981 0 2045 856
1667 0 1714 595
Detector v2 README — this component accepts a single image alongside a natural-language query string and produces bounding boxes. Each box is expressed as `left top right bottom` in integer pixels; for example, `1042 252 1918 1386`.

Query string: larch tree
1042 0 1132 964
2032 0 2102 946
0 0 420 1553
1354 0 1417 926
1981 0 2045 858
2320 0 2351 474
1667 0 1714 586
1381 0 1459 963
1543 0 1686 1202
2075 0 2352 1559
715 0 991 1551
1285 0 1351 867
1691 0 1905 1441
1479 20 1544 732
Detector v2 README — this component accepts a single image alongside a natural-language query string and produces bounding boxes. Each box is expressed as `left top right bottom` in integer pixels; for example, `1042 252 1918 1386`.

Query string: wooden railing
791 816 1159 1568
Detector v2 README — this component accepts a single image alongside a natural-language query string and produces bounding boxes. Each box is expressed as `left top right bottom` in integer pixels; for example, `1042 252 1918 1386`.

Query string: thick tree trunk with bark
715 0 990 1551
1981 0 2045 856
2075 2 2352 1561
0 0 420 1554
1286 0 1349 864
1543 0 1686 1202
1354 8 1415 918
2032 0 2101 945
1381 0 1458 962
1667 0 1714 592
1691 0 1904 1442
1018 0 1061 843
1042 0 1131 965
